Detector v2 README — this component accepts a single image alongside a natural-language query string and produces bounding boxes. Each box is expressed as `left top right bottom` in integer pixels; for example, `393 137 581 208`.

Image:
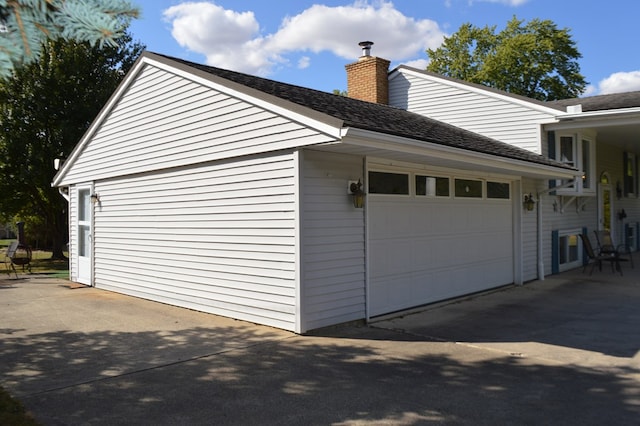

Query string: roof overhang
321 128 579 180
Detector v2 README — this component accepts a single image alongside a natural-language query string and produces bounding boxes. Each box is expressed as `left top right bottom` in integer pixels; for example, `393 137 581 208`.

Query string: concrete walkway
1 268 639 425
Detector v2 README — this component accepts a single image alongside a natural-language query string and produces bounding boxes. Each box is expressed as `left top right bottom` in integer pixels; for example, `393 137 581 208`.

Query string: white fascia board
393 67 564 116
341 127 579 180
554 107 640 124
143 55 343 139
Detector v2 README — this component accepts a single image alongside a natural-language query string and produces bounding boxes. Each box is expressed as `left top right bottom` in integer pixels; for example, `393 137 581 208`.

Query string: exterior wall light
90 193 100 204
523 193 535 211
349 179 366 208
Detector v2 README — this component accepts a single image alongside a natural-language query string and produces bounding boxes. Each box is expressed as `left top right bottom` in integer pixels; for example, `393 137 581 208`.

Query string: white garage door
368 172 514 317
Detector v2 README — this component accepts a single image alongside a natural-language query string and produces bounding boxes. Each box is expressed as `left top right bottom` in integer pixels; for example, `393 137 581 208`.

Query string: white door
77 188 92 285
368 193 514 317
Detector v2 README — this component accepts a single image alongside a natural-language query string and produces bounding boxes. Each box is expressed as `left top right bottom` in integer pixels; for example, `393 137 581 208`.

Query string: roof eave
341 127 579 180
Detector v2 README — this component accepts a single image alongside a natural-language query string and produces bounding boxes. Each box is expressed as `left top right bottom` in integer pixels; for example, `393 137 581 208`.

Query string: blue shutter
624 223 630 248
582 227 589 267
551 230 559 274
548 131 556 191
623 152 629 196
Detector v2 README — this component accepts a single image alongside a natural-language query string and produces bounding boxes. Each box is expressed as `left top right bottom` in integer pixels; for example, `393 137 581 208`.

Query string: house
388 66 640 279
52 47 578 333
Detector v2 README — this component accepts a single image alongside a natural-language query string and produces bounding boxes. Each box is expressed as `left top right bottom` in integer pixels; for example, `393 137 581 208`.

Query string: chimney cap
359 41 374 56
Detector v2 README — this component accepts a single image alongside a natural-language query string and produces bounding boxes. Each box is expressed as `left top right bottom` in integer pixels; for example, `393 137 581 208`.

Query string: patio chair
4 241 32 278
579 233 622 276
593 230 634 269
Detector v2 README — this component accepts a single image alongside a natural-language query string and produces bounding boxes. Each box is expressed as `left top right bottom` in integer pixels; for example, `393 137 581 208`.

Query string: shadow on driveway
1 272 639 425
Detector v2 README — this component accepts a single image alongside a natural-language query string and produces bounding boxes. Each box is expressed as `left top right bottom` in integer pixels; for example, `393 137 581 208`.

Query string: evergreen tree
0 0 138 78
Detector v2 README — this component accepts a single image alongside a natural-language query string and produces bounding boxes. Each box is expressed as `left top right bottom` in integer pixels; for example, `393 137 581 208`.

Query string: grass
2 239 69 278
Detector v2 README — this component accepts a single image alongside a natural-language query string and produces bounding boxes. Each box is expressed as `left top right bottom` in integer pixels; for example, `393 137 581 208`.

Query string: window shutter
548 131 556 190
581 228 589 267
623 151 629 196
551 230 559 274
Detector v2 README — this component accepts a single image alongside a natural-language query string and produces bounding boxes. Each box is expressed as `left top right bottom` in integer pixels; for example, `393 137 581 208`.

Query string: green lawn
1 240 69 278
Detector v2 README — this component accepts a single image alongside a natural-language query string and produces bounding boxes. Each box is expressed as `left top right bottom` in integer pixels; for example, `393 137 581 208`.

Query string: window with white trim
557 229 583 272
554 133 595 194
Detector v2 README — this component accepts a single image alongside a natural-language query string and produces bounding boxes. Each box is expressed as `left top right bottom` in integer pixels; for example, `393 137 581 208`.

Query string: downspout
536 180 576 280
58 187 70 202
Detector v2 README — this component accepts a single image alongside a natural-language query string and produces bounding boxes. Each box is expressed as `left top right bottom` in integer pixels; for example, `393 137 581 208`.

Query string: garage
367 166 515 317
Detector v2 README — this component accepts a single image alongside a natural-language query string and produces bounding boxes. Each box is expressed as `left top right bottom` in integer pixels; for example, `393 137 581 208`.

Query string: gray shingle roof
153 52 574 171
549 91 640 112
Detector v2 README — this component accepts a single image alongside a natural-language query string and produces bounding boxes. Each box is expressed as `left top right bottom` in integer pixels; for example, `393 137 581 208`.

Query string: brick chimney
345 41 390 104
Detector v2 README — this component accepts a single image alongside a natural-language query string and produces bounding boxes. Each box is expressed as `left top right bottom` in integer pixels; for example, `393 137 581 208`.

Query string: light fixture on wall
523 193 535 211
90 193 100 204
349 179 366 208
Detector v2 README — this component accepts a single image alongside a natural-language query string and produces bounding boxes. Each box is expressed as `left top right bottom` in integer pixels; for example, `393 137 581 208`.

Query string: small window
560 136 575 167
416 175 449 197
454 179 482 198
368 171 409 195
487 182 510 199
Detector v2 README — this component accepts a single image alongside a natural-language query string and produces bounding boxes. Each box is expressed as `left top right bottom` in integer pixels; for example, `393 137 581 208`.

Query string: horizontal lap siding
301 150 366 331
59 65 335 185
389 71 555 154
93 153 299 331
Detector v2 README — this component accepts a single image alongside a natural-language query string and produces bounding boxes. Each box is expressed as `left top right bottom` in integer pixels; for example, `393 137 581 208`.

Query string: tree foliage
0 34 144 257
0 0 139 78
426 17 587 101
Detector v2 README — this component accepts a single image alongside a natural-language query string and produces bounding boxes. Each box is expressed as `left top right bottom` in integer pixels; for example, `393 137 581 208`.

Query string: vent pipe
359 41 374 57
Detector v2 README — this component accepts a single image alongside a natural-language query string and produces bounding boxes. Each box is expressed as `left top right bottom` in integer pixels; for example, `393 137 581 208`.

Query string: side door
76 186 93 285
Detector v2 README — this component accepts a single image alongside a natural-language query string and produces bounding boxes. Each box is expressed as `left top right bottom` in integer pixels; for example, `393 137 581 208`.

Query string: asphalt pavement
1 267 639 425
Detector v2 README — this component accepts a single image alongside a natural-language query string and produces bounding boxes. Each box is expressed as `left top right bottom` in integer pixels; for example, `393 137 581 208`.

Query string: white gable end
56 62 340 186
389 68 561 154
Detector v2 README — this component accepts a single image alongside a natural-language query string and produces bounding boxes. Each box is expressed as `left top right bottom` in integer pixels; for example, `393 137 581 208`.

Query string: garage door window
368 171 409 194
454 179 482 198
416 175 449 197
487 181 510 199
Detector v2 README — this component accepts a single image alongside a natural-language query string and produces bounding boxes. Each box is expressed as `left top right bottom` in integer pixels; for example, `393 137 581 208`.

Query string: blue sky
128 0 640 97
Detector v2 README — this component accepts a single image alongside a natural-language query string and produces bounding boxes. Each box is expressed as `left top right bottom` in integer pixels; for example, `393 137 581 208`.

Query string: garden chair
579 233 622 276
593 230 633 269
4 241 32 278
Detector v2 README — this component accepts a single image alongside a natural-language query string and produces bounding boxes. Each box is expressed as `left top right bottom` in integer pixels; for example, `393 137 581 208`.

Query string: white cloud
297 56 311 69
403 58 429 70
162 1 443 76
597 71 640 95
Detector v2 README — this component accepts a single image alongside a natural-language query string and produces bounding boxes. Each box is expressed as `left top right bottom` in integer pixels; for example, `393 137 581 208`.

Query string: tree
0 34 144 258
0 0 139 78
426 17 587 101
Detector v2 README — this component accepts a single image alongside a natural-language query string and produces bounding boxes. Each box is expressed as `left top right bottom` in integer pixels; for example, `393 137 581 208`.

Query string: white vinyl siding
301 150 366 331
92 152 299 331
58 64 336 186
389 69 558 154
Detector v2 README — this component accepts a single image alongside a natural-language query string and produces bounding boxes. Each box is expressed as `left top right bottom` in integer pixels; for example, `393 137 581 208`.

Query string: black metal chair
580 233 621 276
593 230 633 269
4 241 32 278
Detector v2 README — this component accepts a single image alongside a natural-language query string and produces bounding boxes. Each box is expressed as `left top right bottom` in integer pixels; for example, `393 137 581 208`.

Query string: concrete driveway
1 268 639 425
